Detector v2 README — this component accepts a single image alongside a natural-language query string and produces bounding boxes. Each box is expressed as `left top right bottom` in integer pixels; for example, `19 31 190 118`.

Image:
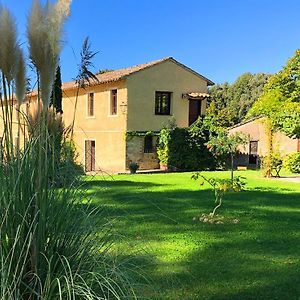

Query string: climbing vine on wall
125 131 159 141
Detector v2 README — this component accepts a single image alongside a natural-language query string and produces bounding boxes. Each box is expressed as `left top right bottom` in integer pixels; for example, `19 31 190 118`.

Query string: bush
129 162 139 174
54 140 84 186
285 152 300 173
157 118 217 171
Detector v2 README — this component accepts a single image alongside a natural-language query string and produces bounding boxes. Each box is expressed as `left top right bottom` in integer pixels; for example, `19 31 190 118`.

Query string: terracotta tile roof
30 57 214 96
62 57 172 90
182 92 211 100
61 57 214 91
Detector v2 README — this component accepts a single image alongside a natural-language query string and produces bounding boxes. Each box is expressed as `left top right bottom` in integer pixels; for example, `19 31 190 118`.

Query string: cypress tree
50 65 63 113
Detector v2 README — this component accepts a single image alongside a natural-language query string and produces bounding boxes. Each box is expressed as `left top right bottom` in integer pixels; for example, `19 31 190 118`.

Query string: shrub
157 117 217 171
55 139 84 186
285 152 300 173
129 162 139 174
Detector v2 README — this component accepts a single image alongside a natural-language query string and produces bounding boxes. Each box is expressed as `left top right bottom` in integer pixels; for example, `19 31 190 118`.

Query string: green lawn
84 171 300 299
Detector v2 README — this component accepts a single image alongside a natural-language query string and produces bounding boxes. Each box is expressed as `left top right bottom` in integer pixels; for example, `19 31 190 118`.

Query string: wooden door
85 140 95 172
189 100 201 126
249 141 258 165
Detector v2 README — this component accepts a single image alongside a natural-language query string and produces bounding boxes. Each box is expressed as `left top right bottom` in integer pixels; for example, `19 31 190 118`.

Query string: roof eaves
169 58 215 86
122 57 173 80
228 116 263 130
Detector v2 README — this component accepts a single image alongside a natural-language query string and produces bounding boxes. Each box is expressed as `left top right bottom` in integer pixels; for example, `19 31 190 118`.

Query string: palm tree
71 36 99 139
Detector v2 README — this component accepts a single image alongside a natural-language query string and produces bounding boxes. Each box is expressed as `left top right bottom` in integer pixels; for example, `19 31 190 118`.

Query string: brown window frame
87 92 94 117
110 89 118 115
155 91 171 115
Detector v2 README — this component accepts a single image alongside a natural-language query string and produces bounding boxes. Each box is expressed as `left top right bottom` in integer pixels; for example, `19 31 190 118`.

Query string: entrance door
249 141 258 165
189 100 201 126
85 140 95 172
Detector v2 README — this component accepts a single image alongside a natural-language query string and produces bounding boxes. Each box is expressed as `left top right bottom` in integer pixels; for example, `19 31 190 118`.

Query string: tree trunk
230 153 234 181
211 194 222 217
264 120 273 178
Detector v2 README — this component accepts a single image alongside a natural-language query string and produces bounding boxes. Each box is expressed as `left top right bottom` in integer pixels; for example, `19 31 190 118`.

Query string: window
155 91 171 115
110 89 118 115
87 93 94 117
144 136 153 153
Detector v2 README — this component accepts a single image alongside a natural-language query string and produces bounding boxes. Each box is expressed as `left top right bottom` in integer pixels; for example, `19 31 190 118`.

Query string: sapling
207 131 248 181
192 173 245 217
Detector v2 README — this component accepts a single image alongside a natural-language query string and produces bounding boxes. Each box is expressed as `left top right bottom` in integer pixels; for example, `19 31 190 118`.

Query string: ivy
125 130 159 141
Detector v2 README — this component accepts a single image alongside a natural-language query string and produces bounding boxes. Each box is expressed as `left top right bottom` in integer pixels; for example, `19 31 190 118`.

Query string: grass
83 170 300 299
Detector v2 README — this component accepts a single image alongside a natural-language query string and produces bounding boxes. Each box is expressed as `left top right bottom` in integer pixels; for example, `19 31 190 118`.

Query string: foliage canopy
207 72 270 127
248 50 300 138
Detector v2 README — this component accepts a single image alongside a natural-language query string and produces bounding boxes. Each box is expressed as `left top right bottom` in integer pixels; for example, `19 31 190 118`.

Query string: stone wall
126 136 160 170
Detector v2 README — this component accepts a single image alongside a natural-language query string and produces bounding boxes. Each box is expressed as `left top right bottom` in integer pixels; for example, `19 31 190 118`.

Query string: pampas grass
0 1 137 299
0 7 18 83
27 0 71 107
14 47 26 105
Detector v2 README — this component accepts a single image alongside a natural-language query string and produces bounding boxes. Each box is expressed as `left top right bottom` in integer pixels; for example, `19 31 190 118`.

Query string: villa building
6 57 214 173
59 57 213 172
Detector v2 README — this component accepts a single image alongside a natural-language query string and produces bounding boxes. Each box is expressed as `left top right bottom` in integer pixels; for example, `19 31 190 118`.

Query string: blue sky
2 0 300 84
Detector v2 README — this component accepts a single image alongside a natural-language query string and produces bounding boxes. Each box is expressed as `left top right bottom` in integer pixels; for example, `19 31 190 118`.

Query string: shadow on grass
79 177 300 299
80 179 166 190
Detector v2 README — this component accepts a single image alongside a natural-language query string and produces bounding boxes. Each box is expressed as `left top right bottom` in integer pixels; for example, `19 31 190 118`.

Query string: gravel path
273 176 300 183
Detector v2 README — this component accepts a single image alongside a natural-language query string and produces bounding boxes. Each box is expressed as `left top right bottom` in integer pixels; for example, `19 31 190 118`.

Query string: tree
50 65 63 113
248 50 300 176
71 36 99 139
207 131 248 181
248 50 300 138
192 173 245 217
207 82 235 127
207 72 270 127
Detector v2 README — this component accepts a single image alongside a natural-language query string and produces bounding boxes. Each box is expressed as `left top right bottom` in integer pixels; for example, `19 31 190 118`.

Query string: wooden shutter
88 93 94 116
111 90 117 115
85 140 96 172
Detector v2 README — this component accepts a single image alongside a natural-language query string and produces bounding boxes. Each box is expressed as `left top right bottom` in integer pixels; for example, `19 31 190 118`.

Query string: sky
2 0 300 84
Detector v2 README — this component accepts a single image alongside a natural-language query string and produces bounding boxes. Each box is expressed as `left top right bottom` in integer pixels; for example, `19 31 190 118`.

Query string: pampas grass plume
0 7 18 82
15 47 26 105
28 0 71 107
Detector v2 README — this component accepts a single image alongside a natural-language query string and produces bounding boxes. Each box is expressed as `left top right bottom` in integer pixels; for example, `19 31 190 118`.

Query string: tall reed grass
0 1 136 299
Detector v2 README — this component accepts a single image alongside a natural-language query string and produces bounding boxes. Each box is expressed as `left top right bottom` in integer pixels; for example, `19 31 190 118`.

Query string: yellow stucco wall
0 60 212 173
61 80 128 172
126 60 209 131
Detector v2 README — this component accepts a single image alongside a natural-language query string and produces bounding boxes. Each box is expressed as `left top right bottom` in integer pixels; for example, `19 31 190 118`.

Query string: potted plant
129 162 139 174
